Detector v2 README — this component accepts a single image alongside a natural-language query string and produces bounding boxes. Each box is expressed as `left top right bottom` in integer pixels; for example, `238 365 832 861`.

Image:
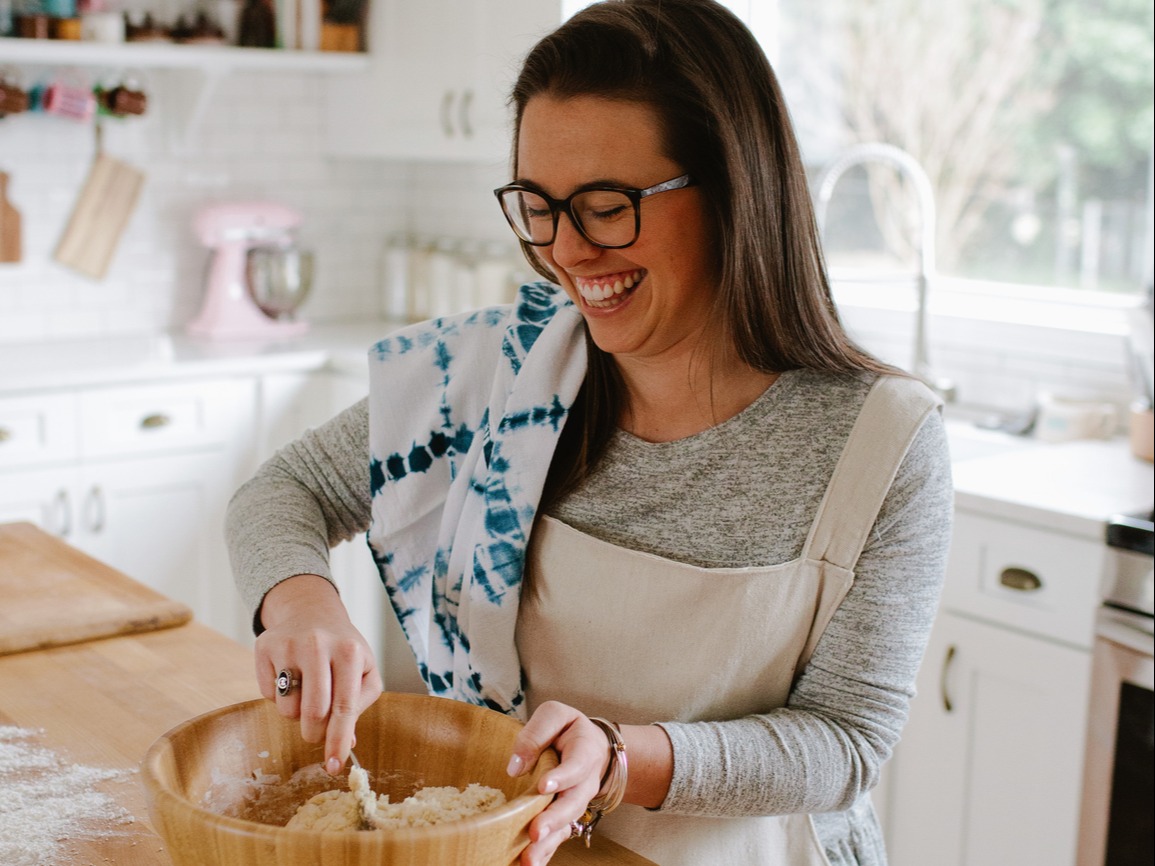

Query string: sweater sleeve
655 410 953 817
225 397 373 633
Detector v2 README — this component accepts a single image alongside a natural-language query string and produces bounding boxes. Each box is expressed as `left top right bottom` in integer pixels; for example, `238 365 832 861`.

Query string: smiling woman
224 4 955 866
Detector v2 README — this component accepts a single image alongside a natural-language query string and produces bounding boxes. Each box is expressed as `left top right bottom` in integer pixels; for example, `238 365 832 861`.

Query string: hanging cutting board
0 521 191 656
54 152 145 279
0 170 20 263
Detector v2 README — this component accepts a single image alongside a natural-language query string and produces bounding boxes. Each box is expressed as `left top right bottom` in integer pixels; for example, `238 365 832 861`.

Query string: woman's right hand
254 574 383 775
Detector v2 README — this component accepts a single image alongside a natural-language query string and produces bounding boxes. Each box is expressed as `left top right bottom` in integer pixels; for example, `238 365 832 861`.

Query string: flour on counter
0 725 134 866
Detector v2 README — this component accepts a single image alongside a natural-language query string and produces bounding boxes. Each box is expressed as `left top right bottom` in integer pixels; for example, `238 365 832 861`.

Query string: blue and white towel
366 282 587 718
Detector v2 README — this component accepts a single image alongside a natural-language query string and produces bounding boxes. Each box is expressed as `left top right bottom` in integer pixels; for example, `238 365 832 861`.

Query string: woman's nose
550 212 600 269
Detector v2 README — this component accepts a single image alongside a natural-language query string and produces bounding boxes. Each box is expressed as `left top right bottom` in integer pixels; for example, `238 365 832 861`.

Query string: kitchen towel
366 281 586 717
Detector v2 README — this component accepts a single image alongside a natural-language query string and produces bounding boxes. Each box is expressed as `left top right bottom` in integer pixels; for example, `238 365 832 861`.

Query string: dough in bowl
286 765 506 831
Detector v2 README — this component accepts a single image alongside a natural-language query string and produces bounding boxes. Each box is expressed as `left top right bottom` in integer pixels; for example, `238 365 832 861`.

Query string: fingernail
506 754 524 777
542 778 558 794
326 757 341 775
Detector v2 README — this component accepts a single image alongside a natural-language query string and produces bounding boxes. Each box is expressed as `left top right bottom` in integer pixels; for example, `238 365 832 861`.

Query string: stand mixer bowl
246 245 314 321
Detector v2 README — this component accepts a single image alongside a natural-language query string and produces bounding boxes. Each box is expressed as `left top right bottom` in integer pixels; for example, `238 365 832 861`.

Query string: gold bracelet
569 717 628 848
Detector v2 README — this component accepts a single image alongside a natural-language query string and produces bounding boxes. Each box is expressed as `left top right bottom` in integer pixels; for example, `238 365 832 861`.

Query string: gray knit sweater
227 367 953 866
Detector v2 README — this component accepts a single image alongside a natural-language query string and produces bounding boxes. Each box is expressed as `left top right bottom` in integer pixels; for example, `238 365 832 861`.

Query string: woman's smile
573 269 645 308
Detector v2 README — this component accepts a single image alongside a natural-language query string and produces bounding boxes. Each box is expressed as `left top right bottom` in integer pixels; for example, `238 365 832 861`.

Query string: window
773 0 1154 298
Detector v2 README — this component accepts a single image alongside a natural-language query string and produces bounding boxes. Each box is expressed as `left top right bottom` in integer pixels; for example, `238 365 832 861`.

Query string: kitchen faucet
814 142 957 403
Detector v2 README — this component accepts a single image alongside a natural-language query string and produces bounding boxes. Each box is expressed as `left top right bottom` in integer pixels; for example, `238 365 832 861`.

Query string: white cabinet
324 0 565 162
886 511 1102 866
0 378 256 641
887 612 1092 866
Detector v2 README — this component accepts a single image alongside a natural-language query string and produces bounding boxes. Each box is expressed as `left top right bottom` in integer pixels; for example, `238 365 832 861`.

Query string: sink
944 419 1038 463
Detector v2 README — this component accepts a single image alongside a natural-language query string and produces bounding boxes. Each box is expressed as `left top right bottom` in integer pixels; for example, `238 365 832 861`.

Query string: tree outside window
777 0 1154 295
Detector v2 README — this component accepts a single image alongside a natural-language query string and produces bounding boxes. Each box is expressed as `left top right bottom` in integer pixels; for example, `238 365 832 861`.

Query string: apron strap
802 375 941 570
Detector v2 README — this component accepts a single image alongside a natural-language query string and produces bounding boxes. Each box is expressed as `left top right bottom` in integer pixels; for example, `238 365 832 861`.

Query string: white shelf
0 37 369 73
0 37 371 151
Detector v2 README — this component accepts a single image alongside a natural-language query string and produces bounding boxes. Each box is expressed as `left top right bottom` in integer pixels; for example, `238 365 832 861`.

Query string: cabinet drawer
944 512 1105 648
79 379 251 459
0 392 79 469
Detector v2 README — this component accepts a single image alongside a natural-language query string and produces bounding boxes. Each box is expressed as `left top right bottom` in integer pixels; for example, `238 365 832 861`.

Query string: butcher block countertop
0 522 656 866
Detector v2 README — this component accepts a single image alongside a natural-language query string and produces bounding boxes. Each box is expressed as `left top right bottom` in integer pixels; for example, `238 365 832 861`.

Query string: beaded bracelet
569 717 628 848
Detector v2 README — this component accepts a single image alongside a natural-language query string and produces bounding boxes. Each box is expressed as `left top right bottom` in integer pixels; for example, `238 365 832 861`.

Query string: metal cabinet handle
0 425 11 443
86 485 106 534
941 644 956 713
140 412 171 430
999 566 1042 592
459 88 473 138
440 90 455 137
53 488 72 538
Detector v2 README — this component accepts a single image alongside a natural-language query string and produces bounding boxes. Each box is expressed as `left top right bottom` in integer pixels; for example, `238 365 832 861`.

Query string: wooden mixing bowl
141 692 558 866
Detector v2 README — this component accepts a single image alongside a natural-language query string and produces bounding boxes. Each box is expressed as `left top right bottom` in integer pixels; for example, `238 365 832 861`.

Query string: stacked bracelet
569 717 628 848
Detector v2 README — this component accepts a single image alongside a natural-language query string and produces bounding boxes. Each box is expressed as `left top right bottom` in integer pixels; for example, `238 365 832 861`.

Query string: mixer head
194 202 302 247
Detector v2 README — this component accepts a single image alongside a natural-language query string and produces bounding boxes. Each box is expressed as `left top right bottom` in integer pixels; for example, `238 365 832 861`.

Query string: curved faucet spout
815 142 955 401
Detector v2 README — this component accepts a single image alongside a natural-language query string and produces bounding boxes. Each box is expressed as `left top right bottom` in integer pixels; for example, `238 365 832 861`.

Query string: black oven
1078 510 1154 866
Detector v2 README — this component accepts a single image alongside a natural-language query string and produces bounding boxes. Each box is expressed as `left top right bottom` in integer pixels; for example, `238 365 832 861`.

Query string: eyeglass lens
500 188 638 247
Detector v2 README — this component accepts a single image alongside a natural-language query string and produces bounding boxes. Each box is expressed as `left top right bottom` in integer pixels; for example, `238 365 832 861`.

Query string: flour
0 725 135 866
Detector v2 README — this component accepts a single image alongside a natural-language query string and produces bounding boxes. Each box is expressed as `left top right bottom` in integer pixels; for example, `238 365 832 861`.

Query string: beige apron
516 376 938 866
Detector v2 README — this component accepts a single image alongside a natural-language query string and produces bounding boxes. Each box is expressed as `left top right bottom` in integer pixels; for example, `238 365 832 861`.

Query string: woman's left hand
507 700 611 866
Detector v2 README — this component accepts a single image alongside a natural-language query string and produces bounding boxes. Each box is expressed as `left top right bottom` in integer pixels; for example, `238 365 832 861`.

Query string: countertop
0 522 656 866
0 321 400 392
944 419 1152 539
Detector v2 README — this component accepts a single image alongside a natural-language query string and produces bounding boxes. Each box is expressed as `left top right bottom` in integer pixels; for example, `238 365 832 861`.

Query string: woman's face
516 94 717 364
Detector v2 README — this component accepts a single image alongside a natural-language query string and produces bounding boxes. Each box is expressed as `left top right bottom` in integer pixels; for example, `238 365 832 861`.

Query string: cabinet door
0 466 73 536
887 612 1092 866
76 452 241 640
258 372 337 457
325 0 563 162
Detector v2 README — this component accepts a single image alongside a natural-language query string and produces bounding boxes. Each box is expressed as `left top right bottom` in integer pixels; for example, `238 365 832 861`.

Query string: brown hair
512 0 893 504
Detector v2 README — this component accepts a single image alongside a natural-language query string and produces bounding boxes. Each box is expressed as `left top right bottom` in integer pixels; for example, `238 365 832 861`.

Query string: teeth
576 270 642 305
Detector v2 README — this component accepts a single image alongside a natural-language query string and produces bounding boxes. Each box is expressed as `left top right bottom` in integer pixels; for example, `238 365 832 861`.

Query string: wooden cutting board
0 521 192 655
0 170 20 263
54 152 145 279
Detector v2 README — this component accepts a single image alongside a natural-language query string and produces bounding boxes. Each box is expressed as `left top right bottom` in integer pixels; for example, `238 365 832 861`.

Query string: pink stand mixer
187 202 314 340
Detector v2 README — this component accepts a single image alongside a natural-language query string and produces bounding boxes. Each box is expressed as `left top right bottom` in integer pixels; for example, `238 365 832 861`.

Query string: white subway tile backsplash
0 69 414 345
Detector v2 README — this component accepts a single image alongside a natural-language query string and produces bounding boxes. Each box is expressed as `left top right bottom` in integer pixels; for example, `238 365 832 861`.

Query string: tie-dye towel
366 282 587 717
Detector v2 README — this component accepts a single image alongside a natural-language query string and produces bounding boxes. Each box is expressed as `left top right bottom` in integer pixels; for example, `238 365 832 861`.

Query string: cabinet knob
999 566 1042 592
140 412 172 430
0 426 11 443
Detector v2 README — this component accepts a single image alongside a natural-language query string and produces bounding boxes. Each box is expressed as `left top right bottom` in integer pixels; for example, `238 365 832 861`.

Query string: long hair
512 0 892 504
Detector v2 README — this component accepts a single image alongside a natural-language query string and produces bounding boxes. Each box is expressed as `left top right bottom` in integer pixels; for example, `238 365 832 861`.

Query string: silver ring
276 669 300 697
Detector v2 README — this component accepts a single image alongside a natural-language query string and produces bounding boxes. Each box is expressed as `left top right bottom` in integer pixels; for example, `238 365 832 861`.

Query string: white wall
0 70 511 344
0 69 1139 420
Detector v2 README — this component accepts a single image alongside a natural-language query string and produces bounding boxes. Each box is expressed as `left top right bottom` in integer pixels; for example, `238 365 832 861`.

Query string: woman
226 2 954 865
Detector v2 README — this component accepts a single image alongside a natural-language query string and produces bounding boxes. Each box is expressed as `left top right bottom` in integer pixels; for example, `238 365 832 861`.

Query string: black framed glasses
494 173 695 249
